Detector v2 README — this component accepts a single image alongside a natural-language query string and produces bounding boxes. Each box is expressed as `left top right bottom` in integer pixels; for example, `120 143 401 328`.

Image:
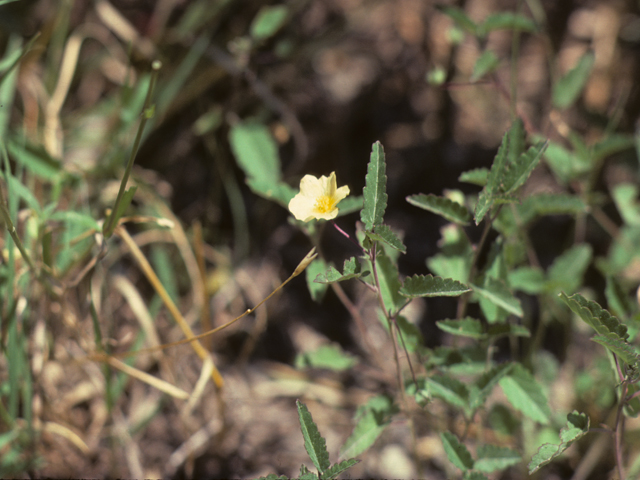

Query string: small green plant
257 400 360 480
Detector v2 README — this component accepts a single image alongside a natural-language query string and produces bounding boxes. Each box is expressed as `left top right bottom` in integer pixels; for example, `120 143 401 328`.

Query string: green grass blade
552 50 594 109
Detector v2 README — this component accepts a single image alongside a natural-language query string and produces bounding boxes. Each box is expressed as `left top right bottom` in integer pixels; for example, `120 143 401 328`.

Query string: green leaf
478 12 537 37
515 193 587 225
486 323 530 339
299 465 319 480
471 50 500 81
558 292 628 341
306 258 329 302
257 474 289 480
612 183 640 227
321 458 360 480
250 5 289 41
500 141 548 194
229 121 281 195
474 444 521 473
295 344 358 371
407 193 471 225
441 432 474 471
374 252 405 315
365 224 406 253
552 50 595 109
547 244 592 293
400 274 470 298
334 195 363 217
114 186 138 222
314 257 366 284
528 411 589 474
469 363 514 411
499 364 550 424
459 168 489 186
437 6 477 34
474 128 511 224
427 375 470 410
7 138 62 179
436 318 486 339
508 266 546 294
591 133 635 162
339 395 397 460
592 333 640 367
296 400 331 474
361 141 388 231
472 278 523 317
463 473 489 480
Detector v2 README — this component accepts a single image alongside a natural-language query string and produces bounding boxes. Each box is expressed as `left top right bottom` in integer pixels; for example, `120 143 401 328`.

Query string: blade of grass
103 60 161 238
115 224 225 389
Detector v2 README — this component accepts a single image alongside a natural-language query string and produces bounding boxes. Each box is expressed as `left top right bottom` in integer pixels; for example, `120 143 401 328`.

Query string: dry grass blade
106 356 189 400
115 224 225 388
42 421 90 455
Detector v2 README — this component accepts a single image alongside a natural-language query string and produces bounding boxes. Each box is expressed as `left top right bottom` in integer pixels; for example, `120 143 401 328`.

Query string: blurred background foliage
1 0 640 478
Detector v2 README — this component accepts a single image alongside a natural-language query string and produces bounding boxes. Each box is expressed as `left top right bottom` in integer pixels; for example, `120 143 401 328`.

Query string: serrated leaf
375 252 405 314
400 274 471 298
314 257 365 284
499 364 550 424
592 333 640 367
475 129 511 224
427 375 470 410
441 432 474 471
547 244 592 293
321 458 360 480
459 168 489 186
471 50 500 81
361 141 387 231
407 193 471 225
295 344 358 371
500 141 548 193
436 318 486 339
306 258 329 302
528 411 589 473
558 292 628 340
472 278 523 317
474 444 521 473
552 50 595 109
515 193 587 224
366 224 406 253
470 363 514 411
296 400 331 473
339 396 396 460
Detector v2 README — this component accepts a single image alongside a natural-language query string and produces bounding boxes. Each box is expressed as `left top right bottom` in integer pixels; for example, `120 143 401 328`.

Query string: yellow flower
288 172 350 222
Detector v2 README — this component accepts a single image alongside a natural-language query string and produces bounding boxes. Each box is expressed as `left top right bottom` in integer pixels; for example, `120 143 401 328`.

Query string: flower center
314 195 334 214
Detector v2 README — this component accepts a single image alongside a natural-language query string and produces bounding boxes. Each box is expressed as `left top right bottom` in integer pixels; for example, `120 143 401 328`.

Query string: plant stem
103 60 162 238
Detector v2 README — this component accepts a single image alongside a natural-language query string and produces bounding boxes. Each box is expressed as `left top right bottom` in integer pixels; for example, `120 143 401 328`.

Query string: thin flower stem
103 60 162 238
331 220 366 254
